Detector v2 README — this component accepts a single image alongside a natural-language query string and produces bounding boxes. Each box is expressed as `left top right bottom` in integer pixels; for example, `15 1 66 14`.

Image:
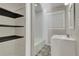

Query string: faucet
67 34 70 37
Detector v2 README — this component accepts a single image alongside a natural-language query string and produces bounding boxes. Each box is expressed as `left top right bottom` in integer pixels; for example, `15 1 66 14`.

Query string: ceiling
35 3 43 13
35 3 65 13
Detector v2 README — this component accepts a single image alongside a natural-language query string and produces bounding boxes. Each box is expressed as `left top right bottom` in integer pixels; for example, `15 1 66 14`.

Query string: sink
51 35 76 56
51 35 75 41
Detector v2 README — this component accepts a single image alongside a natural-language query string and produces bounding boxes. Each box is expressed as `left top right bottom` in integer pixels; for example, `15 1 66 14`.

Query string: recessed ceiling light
64 3 69 5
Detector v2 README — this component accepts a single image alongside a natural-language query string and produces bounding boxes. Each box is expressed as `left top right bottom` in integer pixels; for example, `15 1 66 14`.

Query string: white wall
65 3 79 56
41 4 66 45
47 11 66 45
71 3 79 56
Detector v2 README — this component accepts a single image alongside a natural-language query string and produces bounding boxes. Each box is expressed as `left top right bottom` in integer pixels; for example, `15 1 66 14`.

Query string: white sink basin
51 35 76 56
51 35 75 41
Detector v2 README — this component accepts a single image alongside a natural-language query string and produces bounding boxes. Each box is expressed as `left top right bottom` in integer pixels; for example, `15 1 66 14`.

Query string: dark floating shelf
0 35 24 43
0 24 24 27
0 8 23 18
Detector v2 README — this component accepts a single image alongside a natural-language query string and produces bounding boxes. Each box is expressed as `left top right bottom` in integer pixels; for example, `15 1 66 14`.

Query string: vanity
50 3 77 56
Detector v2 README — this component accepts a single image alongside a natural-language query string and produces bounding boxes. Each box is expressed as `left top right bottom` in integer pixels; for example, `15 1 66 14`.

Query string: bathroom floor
36 45 51 56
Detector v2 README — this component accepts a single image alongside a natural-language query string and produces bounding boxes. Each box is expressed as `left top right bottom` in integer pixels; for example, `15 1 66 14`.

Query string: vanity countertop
51 35 75 41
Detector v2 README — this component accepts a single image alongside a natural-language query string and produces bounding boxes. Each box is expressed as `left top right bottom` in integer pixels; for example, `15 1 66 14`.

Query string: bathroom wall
47 11 66 44
65 3 79 56
42 4 66 45
70 3 79 55
74 4 79 55
0 3 25 56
